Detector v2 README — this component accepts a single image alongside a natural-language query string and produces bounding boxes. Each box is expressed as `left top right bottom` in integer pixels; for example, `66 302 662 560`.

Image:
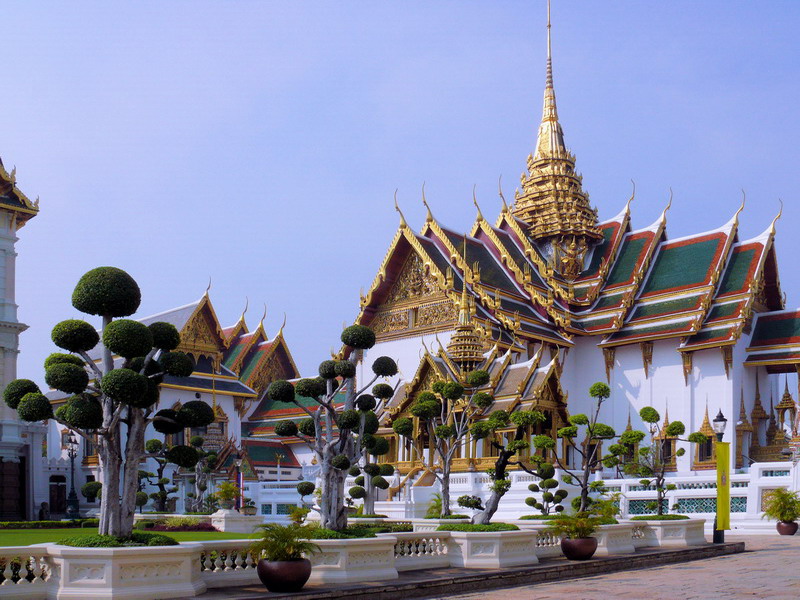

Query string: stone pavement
421 535 799 600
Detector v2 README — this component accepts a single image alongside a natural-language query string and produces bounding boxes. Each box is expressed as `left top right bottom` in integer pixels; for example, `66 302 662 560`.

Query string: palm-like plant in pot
215 481 240 510
546 512 602 560
250 524 320 592
762 488 800 536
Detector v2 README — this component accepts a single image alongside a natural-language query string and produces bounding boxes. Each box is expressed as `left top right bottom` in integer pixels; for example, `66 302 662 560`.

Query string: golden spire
511 0 601 279
447 238 485 372
737 388 753 432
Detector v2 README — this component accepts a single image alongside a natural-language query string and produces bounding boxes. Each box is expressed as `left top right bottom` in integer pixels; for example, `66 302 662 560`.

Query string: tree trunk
98 441 122 536
473 489 502 525
119 409 146 536
439 467 452 517
319 462 347 530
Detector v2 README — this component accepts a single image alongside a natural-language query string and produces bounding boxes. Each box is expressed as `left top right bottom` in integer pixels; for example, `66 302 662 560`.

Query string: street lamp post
66 433 80 520
712 410 728 544
233 454 243 511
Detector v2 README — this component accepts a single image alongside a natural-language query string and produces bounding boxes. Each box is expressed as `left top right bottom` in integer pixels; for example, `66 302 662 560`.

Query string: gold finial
626 179 636 211
259 303 267 328
498 175 509 213
472 185 484 221
394 189 408 228
734 190 746 223
278 313 287 337
769 199 783 234
204 277 212 297
659 188 673 222
422 181 433 222
239 297 249 322
546 0 552 88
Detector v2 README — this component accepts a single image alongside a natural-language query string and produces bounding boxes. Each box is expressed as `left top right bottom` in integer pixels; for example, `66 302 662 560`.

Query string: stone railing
380 531 450 571
533 529 562 558
198 540 260 588
0 546 51 599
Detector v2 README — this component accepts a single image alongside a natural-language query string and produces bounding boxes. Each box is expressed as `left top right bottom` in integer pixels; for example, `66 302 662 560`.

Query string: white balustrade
381 532 450 571
0 546 51 599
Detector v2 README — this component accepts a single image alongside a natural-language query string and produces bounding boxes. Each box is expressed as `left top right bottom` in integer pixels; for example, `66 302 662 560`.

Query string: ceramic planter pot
218 499 235 510
241 506 257 515
257 558 312 592
776 521 798 536
560 537 598 560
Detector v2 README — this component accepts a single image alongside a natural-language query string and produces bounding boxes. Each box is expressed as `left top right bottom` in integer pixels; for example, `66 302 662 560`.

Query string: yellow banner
716 441 731 530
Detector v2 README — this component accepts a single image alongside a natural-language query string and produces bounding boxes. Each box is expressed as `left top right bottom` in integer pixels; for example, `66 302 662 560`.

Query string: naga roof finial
422 181 433 222
394 189 408 228
498 175 509 213
472 184 484 221
239 297 249 323
626 179 636 211
769 199 783 234
204 277 212 297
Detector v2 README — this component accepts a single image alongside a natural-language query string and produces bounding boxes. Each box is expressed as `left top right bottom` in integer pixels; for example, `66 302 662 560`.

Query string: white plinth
210 509 263 534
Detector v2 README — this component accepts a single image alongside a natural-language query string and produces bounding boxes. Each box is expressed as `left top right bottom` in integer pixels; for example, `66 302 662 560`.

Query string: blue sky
4 1 800 383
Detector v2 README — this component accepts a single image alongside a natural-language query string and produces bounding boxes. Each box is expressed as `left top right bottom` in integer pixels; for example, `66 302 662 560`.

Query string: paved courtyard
423 535 798 600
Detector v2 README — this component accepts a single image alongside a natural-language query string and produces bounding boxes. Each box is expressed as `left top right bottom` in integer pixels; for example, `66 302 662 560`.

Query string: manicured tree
81 481 102 503
2 267 215 537
268 325 398 531
525 462 569 515
391 370 498 516
623 407 707 516
532 382 642 512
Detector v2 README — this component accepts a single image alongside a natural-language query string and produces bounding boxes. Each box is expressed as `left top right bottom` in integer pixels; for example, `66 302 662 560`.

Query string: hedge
0 519 99 530
630 514 690 521
436 523 520 532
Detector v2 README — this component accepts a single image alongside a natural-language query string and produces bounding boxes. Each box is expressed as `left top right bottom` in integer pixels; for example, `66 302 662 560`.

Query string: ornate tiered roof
0 158 39 226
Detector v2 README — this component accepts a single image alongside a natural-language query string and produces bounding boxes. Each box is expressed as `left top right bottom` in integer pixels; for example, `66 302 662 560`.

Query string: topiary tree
81 481 102 503
390 370 498 517
532 382 645 512
623 406 707 516
2 267 215 537
270 325 397 531
525 462 568 515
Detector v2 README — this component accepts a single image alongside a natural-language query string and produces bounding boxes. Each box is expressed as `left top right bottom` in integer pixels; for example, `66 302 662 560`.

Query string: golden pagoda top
511 0 602 280
446 257 485 372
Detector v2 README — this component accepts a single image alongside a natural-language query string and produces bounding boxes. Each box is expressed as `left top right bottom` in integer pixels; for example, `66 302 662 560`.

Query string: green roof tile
718 247 757 296
605 236 648 287
641 237 723 296
629 296 700 321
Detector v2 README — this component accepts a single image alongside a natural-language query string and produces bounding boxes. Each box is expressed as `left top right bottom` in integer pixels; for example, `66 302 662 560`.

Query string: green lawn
0 529 258 547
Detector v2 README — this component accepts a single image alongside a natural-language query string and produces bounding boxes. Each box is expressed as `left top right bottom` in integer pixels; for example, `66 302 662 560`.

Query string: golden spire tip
498 175 509 212
472 184 484 220
239 296 249 322
422 181 433 222
394 189 408 228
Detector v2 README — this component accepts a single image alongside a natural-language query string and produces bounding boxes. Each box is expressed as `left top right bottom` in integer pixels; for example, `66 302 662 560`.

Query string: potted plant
546 512 601 560
250 524 320 593
241 497 257 515
762 488 800 535
216 481 240 510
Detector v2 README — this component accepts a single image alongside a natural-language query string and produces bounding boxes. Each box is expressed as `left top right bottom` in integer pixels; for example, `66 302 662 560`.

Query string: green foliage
371 356 398 377
189 435 204 448
592 423 616 439
59 531 178 547
762 488 800 523
45 363 89 394
431 381 445 394
177 401 215 428
557 426 578 439
589 382 611 399
490 478 512 494
665 421 686 437
17 392 53 422
676 447 686 457
354 475 365 486
434 424 455 438
368 437 390 456
331 454 351 470
417 391 437 403
298 418 315 437
410 400 439 419
58 394 103 429
152 409 183 434
393 417 414 437
362 411 380 434
274 420 298 437
569 414 589 426
341 325 376 349
81 481 102 501
165 445 200 469
72 267 141 317
296 481 315 497
371 476 389 490
687 432 708 444
145 438 163 453
546 513 600 539
437 523 519 532
295 377 326 398
534 434 557 449
456 495 484 510
538 463 555 478
630 514 690 521
249 524 321 561
470 421 493 440
3 379 40 410
362 463 380 476
507 439 530 453
348 485 366 499
318 360 337 379
372 383 394 399
510 410 545 427
334 360 356 378
472 392 494 409
267 380 295 403
51 319 99 353
216 481 240 502
135 491 148 507
159 352 194 377
348 465 361 476
425 492 443 519
100 368 147 405
360 433 376 449
465 369 490 387
44 353 84 369
355 394 376 411
378 463 394 477
102 319 153 359
338 409 360 430
620 430 646 445
148 322 180 351
441 381 465 400
640 406 660 424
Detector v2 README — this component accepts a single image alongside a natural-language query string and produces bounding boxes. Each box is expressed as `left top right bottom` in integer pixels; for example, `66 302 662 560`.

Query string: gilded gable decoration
602 347 615 383
641 342 653 378
682 352 693 385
